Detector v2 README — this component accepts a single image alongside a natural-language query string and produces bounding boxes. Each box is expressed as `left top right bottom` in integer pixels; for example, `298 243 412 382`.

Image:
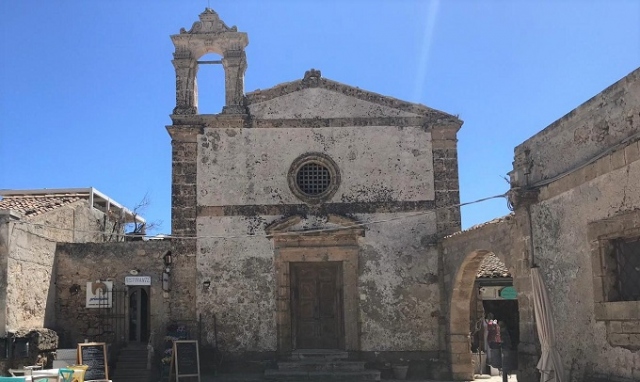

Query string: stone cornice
246 71 462 127
197 200 437 217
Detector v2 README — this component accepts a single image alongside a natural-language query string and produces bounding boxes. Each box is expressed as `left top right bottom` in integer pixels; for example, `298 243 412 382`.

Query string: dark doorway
291 262 343 349
128 287 149 343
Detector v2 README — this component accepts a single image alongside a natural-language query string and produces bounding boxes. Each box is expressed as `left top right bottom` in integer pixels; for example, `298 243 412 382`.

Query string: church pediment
246 69 460 124
265 214 364 238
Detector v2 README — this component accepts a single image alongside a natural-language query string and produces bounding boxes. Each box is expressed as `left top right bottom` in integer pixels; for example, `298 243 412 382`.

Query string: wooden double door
291 262 344 349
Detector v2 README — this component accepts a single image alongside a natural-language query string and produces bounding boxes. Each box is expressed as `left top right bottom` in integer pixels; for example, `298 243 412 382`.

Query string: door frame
267 214 363 355
127 286 150 343
290 261 344 350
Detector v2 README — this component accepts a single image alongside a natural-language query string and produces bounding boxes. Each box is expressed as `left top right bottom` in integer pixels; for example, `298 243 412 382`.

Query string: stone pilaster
168 127 200 322
432 126 461 237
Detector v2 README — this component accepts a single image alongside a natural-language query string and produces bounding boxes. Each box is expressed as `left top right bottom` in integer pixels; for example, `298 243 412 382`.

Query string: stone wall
4 201 110 332
197 125 435 206
511 67 640 188
529 153 640 381
196 213 441 351
54 241 171 349
440 217 541 381
507 67 640 382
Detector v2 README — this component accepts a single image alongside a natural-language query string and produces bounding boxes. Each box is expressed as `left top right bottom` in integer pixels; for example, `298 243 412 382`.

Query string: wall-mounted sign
86 281 113 308
500 286 518 300
125 276 151 286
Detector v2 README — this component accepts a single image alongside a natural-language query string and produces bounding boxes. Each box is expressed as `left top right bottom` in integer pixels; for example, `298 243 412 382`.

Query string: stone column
172 57 198 115
221 49 247 114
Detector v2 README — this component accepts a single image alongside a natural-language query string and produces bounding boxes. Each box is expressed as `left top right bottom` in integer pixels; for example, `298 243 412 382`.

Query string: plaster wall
196 212 440 353
531 158 640 381
247 88 423 119
197 126 434 206
512 67 640 187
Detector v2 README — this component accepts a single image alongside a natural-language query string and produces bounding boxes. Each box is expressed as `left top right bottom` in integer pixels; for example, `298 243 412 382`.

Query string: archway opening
450 250 519 381
195 53 225 114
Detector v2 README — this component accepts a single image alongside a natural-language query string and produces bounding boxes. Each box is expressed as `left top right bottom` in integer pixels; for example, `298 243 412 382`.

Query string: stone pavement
199 373 518 382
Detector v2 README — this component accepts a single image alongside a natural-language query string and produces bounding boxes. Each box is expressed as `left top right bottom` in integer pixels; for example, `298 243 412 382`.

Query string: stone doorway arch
449 249 518 380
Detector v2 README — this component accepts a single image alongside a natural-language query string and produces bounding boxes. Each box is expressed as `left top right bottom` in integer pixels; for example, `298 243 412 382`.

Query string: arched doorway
449 250 519 381
128 287 150 343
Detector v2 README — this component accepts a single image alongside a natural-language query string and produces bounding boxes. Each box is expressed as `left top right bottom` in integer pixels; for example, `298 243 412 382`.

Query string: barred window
613 237 640 301
296 163 331 196
288 153 340 204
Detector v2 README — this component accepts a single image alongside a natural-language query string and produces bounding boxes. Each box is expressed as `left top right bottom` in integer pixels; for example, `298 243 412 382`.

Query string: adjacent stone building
0 188 145 370
443 67 640 382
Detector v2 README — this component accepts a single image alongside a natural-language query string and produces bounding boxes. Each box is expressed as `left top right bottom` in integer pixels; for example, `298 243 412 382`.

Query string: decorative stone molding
266 214 363 354
287 153 341 205
170 8 249 115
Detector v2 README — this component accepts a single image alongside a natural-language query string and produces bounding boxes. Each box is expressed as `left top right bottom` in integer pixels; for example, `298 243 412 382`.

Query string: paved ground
199 373 519 382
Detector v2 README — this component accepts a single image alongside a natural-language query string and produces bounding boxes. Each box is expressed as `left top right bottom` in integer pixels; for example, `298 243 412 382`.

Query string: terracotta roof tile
477 252 511 278
0 195 83 218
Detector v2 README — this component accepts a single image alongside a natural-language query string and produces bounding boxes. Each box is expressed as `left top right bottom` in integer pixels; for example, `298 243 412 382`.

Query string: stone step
278 360 366 371
287 349 349 361
265 369 380 381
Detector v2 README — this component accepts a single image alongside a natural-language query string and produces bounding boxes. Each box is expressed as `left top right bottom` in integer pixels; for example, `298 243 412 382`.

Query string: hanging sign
500 286 518 300
86 281 113 308
125 276 151 285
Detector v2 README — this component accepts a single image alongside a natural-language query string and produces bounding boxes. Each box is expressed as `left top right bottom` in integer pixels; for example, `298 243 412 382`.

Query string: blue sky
1 1 639 234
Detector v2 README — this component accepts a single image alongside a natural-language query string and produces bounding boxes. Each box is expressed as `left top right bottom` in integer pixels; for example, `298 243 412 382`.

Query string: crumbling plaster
196 212 441 353
248 88 423 119
197 126 435 206
531 159 640 381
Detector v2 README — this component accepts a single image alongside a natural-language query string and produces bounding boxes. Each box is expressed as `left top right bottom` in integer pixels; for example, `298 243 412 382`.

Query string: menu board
170 340 200 381
77 342 108 381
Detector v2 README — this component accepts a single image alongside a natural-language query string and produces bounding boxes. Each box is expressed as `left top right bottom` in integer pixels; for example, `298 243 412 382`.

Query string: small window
288 153 340 204
296 163 331 196
612 237 640 301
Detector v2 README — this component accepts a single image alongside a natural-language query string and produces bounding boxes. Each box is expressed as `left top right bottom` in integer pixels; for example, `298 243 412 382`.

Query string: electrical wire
9 192 509 241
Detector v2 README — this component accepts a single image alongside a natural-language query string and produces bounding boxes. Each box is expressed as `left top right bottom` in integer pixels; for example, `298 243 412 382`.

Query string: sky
1 1 639 235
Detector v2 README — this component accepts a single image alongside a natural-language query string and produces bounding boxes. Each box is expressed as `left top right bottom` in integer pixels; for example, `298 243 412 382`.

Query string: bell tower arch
170 8 249 115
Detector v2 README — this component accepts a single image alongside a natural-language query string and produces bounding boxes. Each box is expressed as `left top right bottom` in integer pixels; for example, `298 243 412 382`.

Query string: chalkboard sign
170 340 200 381
77 342 109 381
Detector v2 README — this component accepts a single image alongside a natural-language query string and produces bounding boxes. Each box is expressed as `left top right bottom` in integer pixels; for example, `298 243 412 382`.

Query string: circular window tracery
288 153 340 204
297 163 331 195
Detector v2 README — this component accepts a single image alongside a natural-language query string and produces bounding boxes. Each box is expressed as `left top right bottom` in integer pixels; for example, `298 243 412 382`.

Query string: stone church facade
167 8 462 376
2 8 639 382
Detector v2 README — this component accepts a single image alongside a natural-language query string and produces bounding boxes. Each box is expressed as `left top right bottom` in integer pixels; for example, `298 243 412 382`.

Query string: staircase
265 350 380 381
111 343 150 382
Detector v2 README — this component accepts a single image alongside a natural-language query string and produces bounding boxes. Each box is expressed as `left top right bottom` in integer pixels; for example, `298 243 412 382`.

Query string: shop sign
86 281 113 308
125 276 151 286
500 286 518 300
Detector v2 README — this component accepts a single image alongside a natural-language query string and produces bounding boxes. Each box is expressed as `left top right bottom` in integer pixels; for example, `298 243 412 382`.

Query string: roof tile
0 195 82 218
